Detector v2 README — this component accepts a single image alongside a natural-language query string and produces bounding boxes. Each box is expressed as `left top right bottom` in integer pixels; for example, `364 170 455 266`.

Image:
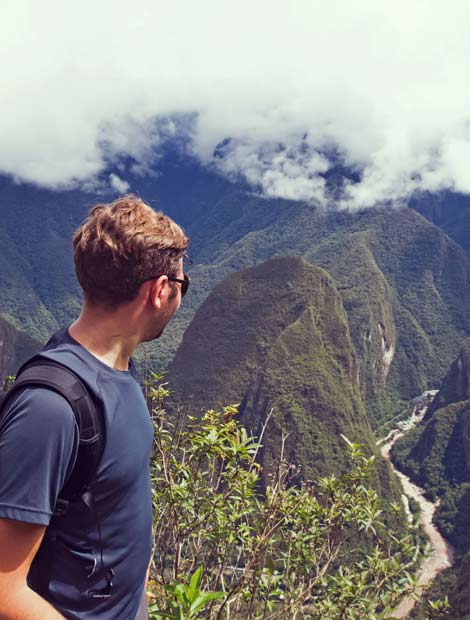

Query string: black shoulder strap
2 356 105 515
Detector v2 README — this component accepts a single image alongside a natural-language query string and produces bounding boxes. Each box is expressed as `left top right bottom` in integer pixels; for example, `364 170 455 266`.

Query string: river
379 393 455 618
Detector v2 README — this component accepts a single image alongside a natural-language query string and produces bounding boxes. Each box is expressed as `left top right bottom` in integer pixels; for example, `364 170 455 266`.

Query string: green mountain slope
0 181 87 342
394 400 470 542
412 192 470 256
394 343 470 619
425 339 470 418
167 256 400 506
165 206 470 427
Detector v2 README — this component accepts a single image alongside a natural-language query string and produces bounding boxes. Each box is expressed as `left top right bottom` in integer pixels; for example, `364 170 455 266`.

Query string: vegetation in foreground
146 376 445 620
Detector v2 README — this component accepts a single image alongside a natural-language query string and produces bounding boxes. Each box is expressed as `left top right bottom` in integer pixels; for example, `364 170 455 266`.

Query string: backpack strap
3 355 105 517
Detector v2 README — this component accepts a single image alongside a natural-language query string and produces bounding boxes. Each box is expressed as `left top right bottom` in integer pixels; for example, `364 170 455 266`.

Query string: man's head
73 195 189 339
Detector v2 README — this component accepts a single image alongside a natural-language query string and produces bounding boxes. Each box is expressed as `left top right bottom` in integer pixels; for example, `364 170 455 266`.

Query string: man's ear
147 275 169 310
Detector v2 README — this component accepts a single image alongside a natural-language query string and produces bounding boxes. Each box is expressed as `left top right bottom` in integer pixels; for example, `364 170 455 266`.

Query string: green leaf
148 607 179 620
190 591 225 614
188 566 203 602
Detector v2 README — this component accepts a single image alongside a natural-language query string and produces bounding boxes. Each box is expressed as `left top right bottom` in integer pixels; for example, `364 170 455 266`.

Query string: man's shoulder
1 327 86 440
42 326 71 351
1 385 78 433
0 386 80 527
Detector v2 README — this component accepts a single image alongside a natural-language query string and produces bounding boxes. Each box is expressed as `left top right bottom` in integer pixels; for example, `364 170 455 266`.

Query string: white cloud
109 173 130 194
2 0 470 208
214 140 329 203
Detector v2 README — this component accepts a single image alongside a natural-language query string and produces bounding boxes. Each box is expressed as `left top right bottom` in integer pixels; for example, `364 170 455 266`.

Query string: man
0 195 189 619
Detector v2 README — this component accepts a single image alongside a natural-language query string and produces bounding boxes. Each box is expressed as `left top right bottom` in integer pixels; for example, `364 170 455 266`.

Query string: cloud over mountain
2 0 470 208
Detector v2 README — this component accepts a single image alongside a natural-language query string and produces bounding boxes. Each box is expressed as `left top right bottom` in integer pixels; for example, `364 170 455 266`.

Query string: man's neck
69 305 141 372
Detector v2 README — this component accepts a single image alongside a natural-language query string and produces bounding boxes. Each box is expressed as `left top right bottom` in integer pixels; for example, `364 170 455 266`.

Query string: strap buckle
52 497 70 518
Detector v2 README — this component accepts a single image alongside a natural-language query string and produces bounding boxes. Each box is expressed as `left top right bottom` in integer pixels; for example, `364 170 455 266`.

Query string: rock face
463 415 470 472
0 316 41 384
168 257 394 490
303 228 398 424
0 316 16 381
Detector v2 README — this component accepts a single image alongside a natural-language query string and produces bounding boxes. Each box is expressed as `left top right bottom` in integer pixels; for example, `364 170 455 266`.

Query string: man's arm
0 519 65 620
0 386 79 620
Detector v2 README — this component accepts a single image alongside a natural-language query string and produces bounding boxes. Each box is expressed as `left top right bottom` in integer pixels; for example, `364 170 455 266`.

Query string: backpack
0 354 116 598
0 354 105 516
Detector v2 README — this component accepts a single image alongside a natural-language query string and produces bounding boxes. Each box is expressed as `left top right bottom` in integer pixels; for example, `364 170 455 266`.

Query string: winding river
379 393 455 618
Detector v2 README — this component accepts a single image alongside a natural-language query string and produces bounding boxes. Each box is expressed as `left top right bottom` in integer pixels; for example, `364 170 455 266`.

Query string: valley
380 392 455 618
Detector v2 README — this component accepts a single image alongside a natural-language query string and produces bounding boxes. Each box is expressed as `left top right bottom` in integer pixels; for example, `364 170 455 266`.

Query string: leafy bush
146 376 424 619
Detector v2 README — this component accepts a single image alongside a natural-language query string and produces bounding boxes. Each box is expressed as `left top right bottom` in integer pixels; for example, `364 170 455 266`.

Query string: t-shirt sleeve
0 387 79 525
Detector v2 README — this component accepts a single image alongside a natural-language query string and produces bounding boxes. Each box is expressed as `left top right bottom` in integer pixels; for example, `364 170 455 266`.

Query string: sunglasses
167 274 190 297
143 273 190 297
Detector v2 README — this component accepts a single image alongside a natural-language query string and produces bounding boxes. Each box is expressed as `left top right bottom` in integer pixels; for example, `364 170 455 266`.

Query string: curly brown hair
73 194 189 306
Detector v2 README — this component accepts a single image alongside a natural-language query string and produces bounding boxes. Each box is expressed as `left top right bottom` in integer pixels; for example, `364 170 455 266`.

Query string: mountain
171 205 470 428
412 192 470 255
167 256 401 511
393 343 470 619
425 339 470 418
0 177 88 342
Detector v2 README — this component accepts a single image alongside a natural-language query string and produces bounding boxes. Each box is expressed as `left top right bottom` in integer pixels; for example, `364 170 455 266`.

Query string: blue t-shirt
0 328 154 620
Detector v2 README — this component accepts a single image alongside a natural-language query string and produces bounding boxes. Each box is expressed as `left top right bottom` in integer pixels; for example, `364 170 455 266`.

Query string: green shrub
146 375 428 619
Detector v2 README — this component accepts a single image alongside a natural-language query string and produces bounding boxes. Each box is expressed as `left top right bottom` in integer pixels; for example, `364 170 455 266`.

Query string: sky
2 0 470 208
